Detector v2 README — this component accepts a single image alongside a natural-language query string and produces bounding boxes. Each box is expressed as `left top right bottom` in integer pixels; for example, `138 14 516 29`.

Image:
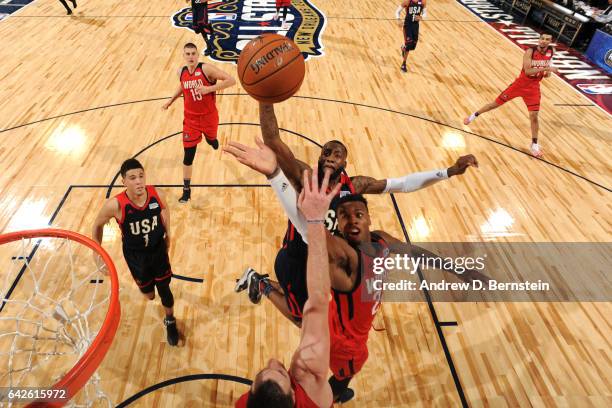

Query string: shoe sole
235 267 254 292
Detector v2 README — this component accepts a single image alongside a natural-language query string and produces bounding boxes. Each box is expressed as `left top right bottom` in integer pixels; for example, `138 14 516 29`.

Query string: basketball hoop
0 229 120 408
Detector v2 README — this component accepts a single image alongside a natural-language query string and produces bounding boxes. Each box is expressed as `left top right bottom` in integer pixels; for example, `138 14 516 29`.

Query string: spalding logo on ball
237 34 305 104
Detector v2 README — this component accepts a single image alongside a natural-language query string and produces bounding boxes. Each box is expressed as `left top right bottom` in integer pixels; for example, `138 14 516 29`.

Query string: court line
2 94 608 192
115 373 252 407
390 194 468 407
104 123 320 198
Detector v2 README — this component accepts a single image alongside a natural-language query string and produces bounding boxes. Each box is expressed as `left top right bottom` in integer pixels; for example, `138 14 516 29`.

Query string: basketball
237 34 305 104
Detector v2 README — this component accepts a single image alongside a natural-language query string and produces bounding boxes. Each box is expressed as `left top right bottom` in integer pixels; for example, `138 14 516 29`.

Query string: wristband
307 219 325 224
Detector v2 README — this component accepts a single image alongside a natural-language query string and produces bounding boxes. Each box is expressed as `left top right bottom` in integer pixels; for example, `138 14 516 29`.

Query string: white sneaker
464 113 476 125
530 143 543 158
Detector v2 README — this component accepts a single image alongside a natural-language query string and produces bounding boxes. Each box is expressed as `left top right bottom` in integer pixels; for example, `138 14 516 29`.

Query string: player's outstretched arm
290 167 337 407
350 154 478 194
162 68 184 110
259 102 310 190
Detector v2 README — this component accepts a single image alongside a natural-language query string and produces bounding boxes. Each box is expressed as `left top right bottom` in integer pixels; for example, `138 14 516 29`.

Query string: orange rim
0 229 120 408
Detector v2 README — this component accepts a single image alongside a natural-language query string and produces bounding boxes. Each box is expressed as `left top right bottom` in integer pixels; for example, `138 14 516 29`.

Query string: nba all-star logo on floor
172 0 326 63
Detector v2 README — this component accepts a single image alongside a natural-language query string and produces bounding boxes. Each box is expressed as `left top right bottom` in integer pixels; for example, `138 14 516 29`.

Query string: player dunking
463 33 558 158
235 169 335 408
234 102 477 329
398 0 426 73
162 43 235 203
190 0 215 56
92 159 180 346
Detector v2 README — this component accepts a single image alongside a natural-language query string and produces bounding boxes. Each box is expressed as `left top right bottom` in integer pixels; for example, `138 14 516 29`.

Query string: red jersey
181 63 217 116
234 374 322 408
517 46 554 83
329 233 389 355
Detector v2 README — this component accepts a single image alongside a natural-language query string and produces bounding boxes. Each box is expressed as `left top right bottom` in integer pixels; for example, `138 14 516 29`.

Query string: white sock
468 113 477 123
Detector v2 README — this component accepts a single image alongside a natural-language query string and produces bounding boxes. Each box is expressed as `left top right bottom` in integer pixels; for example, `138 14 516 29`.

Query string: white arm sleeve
268 170 309 244
383 169 448 193
421 8 427 19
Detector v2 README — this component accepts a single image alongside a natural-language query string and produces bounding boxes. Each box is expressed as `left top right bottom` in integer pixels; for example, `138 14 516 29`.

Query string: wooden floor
0 0 610 406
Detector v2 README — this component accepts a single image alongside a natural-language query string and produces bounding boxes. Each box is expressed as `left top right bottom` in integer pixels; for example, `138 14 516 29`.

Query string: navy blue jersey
404 0 424 25
281 173 355 257
115 186 166 252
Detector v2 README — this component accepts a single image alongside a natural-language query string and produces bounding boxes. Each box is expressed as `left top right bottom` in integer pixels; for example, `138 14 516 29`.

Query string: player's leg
528 111 542 157
281 6 289 25
180 145 197 203
523 87 543 157
202 112 219 150
70 0 77 8
58 0 72 14
235 266 302 328
329 375 354 403
150 242 179 346
201 26 214 56
464 81 519 125
401 26 409 72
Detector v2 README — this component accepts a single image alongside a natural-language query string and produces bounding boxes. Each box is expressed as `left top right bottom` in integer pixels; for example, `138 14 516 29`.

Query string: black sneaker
164 316 179 346
401 63 407 73
206 138 219 150
335 388 355 403
179 188 191 203
234 268 269 304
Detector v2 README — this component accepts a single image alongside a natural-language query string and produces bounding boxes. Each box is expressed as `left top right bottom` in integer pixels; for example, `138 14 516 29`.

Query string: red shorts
495 80 541 112
276 0 291 7
183 111 219 148
329 336 368 380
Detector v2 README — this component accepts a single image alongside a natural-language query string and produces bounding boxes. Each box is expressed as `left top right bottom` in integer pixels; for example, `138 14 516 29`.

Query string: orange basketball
237 34 305 104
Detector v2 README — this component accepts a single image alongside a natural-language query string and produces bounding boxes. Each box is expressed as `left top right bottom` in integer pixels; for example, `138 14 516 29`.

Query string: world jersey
180 63 218 116
404 0 424 25
329 233 389 351
518 46 554 82
115 186 166 251
282 172 355 257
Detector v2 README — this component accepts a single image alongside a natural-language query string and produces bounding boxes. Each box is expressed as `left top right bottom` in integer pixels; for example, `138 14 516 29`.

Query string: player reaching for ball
162 42 235 203
463 33 557 158
236 101 478 327
397 0 426 73
234 166 335 408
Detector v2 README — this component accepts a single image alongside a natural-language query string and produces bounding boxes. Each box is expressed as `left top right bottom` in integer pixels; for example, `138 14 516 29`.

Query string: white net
0 233 117 407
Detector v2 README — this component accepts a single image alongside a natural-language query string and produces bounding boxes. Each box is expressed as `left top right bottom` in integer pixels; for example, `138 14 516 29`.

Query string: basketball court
0 0 610 406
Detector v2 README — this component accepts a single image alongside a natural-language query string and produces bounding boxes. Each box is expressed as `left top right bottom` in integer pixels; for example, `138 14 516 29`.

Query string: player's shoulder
103 195 121 215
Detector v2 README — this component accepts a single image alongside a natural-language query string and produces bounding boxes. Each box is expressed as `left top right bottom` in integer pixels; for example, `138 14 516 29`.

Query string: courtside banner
456 0 612 115
586 30 612 75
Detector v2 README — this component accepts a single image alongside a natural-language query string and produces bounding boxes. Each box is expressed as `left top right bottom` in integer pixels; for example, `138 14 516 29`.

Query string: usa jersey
404 0 424 25
329 233 389 351
115 186 166 251
181 63 217 115
518 46 554 82
282 172 355 257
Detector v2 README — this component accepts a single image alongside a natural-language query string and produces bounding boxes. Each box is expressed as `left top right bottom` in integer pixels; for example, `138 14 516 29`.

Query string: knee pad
156 280 175 308
183 146 197 166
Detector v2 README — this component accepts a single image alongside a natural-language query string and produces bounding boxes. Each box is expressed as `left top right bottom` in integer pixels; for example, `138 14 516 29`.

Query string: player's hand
162 100 172 110
223 137 278 177
415 16 422 21
196 85 214 96
297 165 341 221
447 154 479 177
